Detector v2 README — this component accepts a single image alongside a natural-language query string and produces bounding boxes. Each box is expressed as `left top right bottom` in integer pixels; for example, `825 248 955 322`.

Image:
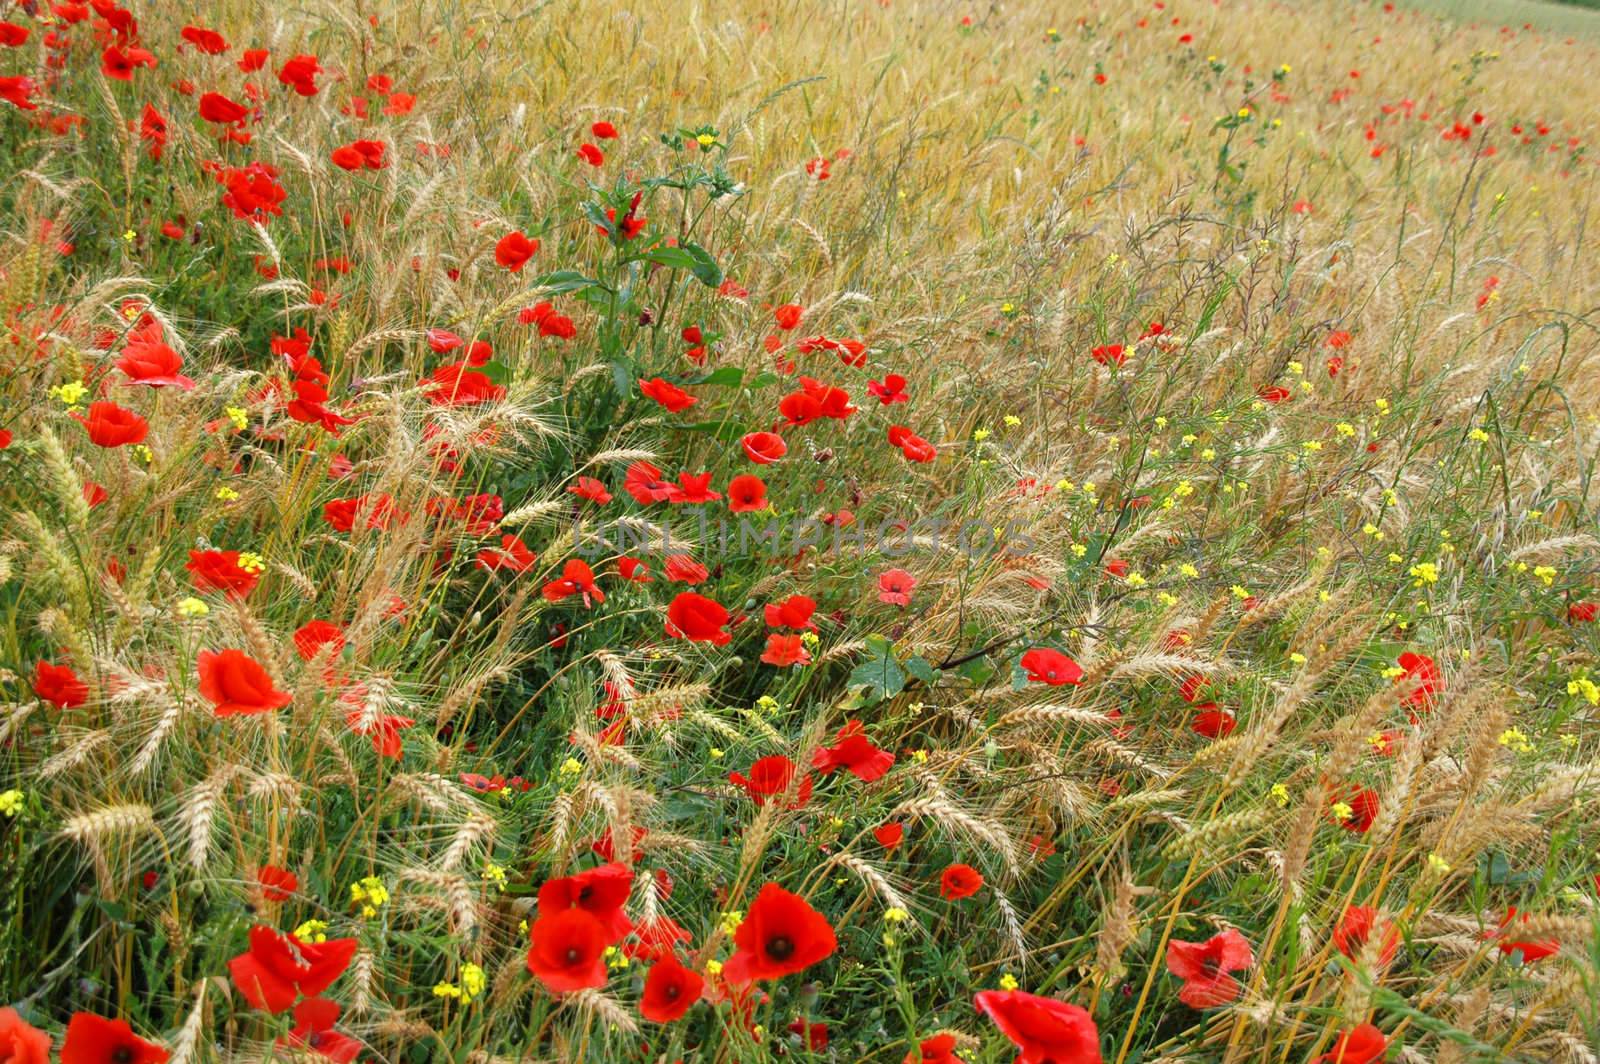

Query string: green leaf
532 269 603 296
849 639 906 704
610 361 633 400
904 655 938 684
476 360 511 385
682 366 743 388
641 241 722 287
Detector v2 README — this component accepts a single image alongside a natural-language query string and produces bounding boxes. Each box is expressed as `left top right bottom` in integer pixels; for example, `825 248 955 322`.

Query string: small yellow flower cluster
1409 561 1438 587
294 919 330 943
484 862 508 891
176 597 209 618
0 789 23 818
1567 675 1600 706
50 380 88 407
1497 728 1532 754
349 875 390 918
237 551 266 574
1532 565 1556 587
432 963 486 1003
719 910 743 936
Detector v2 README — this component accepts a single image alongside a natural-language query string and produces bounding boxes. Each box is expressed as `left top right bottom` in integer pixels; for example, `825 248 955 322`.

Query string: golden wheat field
1 0 1598 1061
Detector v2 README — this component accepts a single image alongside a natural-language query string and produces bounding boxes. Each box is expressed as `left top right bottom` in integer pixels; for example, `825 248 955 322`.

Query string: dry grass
1 0 1598 1061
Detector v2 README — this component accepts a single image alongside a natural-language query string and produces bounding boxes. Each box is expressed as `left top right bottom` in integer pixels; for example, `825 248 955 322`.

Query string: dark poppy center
565 947 582 965
577 885 592 902
113 1050 135 1064
664 984 680 1000
1200 957 1221 978
766 934 795 960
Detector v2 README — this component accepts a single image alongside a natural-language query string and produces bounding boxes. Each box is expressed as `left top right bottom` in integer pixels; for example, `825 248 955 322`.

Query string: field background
1 0 1598 1062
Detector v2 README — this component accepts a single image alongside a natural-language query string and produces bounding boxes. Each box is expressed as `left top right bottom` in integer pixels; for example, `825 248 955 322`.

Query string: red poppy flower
526 907 609 993
576 142 604 166
729 755 813 808
663 554 709 585
543 558 604 607
940 863 984 900
727 473 768 513
779 390 822 425
101 44 156 81
1394 651 1439 713
1492 907 1559 963
722 882 836 984
863 371 913 405
423 361 505 406
60 1013 168 1064
239 48 270 72
1090 344 1127 367
1568 601 1597 623
1165 928 1253 1007
228 925 358 1014
197 649 292 717
765 594 818 630
872 567 919 608
592 120 619 139
277 54 323 96
199 91 249 124
117 322 194 388
760 633 811 667
74 401 148 447
0 22 31 48
331 139 386 171
874 822 905 851
741 431 787 464
1190 704 1236 738
617 557 653 583
887 424 937 462
666 591 731 644
1333 786 1379 832
639 377 697 412
257 865 299 902
974 989 1101 1064
903 1032 961 1064
1257 384 1292 403
626 914 693 962
1332 905 1399 967
537 862 635 943
625 460 676 505
568 476 612 504
788 1018 829 1050
279 998 360 1063
1312 1024 1388 1064
345 709 414 758
186 549 261 598
640 954 704 1022
667 472 721 503
0 1007 49 1064
495 231 539 271
811 720 895 781
772 303 803 330
477 533 538 572
322 493 401 532
34 660 89 708
1019 647 1083 686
